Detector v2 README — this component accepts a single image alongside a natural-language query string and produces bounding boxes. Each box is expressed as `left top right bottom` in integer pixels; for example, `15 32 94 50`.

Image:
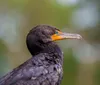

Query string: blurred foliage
62 49 78 85
95 62 100 85
0 39 9 77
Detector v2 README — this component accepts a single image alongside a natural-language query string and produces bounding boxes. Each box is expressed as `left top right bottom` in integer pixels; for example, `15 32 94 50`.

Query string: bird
0 25 82 85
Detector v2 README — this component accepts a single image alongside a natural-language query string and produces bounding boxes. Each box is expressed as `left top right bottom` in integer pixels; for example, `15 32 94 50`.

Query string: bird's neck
32 42 63 65
42 42 62 56
32 42 63 62
43 43 63 65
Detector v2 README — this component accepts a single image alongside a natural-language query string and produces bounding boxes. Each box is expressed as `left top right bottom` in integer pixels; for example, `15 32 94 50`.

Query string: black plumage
0 24 82 85
0 25 63 85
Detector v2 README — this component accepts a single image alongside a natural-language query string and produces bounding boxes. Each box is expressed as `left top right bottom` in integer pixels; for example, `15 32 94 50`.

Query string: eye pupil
55 31 58 34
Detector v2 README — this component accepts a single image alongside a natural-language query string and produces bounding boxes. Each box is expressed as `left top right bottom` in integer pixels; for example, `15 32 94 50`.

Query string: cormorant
0 25 82 85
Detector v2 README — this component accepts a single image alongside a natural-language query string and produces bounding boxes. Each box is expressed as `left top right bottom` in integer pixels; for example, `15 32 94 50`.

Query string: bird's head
26 25 82 55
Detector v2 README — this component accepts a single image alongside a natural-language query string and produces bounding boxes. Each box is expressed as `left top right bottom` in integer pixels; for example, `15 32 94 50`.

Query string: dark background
0 0 100 85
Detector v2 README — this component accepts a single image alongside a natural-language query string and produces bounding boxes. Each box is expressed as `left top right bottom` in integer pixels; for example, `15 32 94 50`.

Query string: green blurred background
0 0 100 85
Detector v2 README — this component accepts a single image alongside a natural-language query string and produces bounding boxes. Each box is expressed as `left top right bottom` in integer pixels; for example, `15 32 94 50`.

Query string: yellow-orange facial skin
51 34 65 41
51 31 64 41
51 30 82 41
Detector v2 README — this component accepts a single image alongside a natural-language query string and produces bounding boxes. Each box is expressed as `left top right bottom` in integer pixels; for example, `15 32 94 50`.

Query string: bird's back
0 53 63 85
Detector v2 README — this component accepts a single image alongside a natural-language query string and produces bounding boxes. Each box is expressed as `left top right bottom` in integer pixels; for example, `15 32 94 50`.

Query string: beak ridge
61 33 82 39
51 32 82 41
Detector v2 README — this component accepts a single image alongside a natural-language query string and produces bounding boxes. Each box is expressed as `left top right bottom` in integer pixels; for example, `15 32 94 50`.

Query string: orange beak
51 31 82 41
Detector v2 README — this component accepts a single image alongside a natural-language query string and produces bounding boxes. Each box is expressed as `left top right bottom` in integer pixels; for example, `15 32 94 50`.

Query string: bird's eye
55 30 62 35
55 31 58 34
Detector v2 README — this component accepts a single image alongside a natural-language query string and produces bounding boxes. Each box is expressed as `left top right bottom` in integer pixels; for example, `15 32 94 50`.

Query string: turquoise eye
55 31 58 34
